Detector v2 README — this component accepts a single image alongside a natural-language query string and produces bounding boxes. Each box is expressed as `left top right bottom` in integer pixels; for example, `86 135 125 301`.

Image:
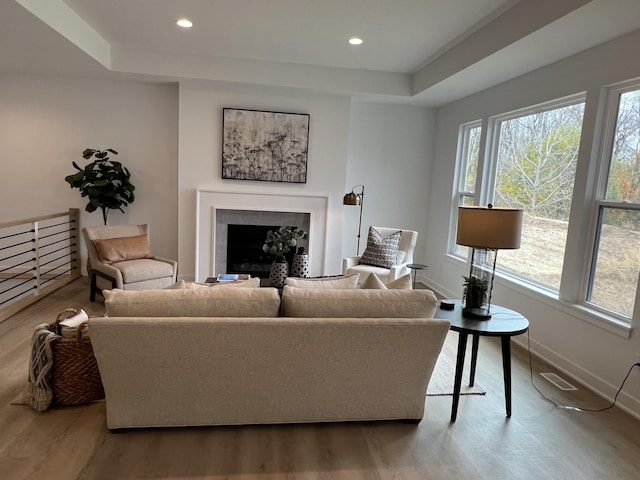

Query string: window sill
563 303 632 339
501 278 632 339
444 253 633 339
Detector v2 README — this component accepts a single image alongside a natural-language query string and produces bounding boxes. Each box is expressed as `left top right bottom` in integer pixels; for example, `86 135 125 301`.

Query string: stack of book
204 274 252 283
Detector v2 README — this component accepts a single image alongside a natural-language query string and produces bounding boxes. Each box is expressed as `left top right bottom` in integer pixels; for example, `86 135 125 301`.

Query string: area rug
426 339 486 396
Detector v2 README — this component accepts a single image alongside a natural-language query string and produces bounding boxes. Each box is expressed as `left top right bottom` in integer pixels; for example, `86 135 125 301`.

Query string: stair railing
0 208 80 322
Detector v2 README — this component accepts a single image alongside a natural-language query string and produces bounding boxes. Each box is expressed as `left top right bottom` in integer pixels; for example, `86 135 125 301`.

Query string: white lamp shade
456 206 523 249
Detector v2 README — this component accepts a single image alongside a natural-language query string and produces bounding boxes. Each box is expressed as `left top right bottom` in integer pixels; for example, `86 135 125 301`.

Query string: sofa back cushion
104 286 281 318
281 286 437 318
284 274 359 289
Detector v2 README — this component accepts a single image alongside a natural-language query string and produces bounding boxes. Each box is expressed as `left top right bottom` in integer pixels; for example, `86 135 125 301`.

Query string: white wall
0 73 179 266
177 86 437 282
177 84 351 280
427 29 640 418
345 101 436 268
0 72 436 284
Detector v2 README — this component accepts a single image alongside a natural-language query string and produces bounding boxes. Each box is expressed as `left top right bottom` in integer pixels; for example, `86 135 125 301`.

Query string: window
588 84 640 319
453 121 482 257
491 98 585 290
453 96 586 290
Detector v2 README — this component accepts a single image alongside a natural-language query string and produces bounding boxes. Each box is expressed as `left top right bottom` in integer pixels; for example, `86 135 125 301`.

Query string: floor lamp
456 205 523 319
343 185 365 255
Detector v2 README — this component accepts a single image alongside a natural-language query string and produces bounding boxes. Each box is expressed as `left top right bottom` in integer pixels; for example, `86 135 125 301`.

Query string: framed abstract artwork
222 108 310 183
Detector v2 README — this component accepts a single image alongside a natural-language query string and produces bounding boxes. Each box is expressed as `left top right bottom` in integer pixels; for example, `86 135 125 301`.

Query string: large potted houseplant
64 148 135 225
262 226 308 287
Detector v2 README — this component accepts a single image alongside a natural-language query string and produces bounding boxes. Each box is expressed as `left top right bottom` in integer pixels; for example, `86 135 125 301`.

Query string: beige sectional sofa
89 283 450 430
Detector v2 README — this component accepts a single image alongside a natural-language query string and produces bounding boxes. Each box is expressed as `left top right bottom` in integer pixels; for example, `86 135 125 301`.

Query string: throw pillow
359 227 401 268
93 234 153 264
361 273 412 290
284 274 359 289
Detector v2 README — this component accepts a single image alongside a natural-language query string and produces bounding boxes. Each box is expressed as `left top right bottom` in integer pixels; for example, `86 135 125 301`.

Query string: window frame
483 93 587 291
584 80 640 322
450 120 483 258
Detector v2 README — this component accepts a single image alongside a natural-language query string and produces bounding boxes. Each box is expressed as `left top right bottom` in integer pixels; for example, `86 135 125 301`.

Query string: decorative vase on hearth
290 247 310 278
269 260 288 288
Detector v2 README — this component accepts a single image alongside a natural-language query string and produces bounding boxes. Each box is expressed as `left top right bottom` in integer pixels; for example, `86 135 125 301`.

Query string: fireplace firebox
226 224 279 278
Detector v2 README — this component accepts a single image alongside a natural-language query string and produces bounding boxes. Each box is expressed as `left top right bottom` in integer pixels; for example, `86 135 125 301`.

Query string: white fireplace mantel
195 190 329 282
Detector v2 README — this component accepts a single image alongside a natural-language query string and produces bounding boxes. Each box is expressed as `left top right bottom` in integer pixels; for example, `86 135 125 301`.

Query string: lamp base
462 306 492 320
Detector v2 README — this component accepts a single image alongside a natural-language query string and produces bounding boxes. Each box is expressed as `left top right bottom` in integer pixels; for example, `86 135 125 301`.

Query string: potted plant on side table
262 226 308 288
462 275 489 316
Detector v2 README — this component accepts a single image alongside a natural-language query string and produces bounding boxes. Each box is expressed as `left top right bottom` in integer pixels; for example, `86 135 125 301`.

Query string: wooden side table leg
501 336 512 417
469 334 479 387
451 331 468 423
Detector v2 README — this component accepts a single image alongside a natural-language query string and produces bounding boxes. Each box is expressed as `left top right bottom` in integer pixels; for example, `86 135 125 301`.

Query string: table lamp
456 205 523 319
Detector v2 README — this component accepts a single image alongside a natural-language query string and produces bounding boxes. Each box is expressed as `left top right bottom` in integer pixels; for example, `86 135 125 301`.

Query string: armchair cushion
111 258 174 284
359 227 401 268
93 234 153 264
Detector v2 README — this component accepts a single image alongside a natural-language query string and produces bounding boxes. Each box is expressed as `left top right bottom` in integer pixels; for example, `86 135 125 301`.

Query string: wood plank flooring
1 278 639 479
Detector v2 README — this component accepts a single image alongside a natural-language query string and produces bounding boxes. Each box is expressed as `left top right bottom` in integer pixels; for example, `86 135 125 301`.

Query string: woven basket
51 309 105 405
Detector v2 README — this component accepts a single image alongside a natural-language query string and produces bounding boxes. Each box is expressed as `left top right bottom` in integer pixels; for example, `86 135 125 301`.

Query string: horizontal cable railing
0 209 80 322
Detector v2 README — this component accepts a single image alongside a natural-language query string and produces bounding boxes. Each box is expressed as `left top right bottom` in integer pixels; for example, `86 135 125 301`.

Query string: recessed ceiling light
177 18 193 28
349 37 363 46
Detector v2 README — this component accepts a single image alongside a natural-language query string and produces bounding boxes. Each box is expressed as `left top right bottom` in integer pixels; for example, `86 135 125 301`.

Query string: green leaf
68 147 134 223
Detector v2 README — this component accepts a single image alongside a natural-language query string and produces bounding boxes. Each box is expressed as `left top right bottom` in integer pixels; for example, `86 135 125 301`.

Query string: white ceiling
2 0 640 106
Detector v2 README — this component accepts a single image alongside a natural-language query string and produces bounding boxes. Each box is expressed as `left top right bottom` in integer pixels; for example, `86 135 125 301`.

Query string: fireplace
196 191 329 282
213 209 310 278
226 224 278 278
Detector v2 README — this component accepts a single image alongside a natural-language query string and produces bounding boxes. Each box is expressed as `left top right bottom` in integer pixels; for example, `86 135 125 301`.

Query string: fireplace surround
195 191 328 282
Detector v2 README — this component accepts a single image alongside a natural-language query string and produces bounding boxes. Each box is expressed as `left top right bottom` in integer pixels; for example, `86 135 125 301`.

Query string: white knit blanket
25 323 60 411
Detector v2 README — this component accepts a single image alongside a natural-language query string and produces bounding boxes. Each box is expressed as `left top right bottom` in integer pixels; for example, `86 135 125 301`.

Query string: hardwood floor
1 278 639 479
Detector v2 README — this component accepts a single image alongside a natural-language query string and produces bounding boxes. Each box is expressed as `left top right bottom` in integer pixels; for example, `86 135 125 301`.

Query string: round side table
436 300 529 422
406 263 428 288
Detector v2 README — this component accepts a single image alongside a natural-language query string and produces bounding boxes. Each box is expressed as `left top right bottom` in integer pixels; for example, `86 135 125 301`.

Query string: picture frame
222 108 310 183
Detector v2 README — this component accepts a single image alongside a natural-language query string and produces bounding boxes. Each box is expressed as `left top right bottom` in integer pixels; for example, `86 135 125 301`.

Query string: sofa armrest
92 262 124 288
152 256 178 281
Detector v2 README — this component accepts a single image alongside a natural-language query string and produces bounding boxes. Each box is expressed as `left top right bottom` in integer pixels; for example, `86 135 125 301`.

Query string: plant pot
269 261 288 288
465 287 486 309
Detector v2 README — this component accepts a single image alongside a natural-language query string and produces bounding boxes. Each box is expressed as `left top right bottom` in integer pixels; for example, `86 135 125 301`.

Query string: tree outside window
492 100 585 291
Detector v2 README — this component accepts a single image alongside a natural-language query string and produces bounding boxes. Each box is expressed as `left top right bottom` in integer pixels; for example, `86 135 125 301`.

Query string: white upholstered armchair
342 226 418 285
83 224 177 301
